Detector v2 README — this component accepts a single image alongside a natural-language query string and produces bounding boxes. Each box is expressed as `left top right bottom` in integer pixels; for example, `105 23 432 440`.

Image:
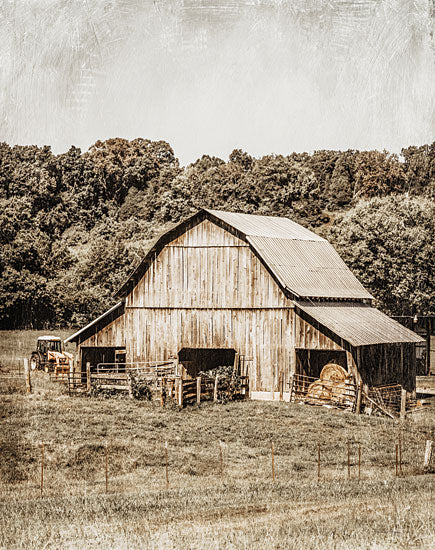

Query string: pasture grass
0 329 76 370
0 367 434 549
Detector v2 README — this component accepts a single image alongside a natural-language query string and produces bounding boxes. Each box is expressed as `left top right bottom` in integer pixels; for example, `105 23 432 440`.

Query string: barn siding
79 219 351 393
123 221 345 391
126 219 292 310
80 314 125 348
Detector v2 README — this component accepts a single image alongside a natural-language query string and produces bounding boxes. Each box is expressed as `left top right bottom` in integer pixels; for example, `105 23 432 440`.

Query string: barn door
178 348 236 378
80 347 124 373
295 349 347 378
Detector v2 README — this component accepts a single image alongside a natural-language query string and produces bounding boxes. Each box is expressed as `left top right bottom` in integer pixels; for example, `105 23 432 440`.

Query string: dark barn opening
80 346 126 373
178 348 236 378
296 349 347 378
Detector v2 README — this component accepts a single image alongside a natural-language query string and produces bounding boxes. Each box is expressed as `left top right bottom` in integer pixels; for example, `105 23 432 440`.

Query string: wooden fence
289 373 359 411
0 360 417 418
289 374 415 418
61 360 249 407
365 384 415 419
88 372 249 407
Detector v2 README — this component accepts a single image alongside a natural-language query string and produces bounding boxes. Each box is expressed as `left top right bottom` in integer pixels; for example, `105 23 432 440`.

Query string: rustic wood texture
24 358 32 394
79 219 351 394
80 314 125 348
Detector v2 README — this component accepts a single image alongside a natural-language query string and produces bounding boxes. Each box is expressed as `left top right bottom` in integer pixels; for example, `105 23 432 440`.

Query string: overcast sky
1 0 434 164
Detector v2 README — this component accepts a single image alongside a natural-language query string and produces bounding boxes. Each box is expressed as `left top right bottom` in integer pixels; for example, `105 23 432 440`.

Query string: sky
1 0 434 165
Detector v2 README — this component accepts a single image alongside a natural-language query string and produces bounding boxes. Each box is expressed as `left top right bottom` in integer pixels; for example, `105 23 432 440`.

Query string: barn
66 209 424 398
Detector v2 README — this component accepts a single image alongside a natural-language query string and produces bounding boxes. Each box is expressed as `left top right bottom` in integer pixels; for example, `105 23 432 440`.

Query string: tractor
30 336 74 374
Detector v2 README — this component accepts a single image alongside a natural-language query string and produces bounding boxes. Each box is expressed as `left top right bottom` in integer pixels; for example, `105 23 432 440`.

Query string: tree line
0 138 433 329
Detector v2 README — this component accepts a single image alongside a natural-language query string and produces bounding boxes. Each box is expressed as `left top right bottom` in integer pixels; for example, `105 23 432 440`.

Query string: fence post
395 444 399 477
69 360 74 394
288 375 294 403
196 376 201 404
214 374 219 402
400 389 407 421
358 445 361 480
40 442 44 497
161 377 166 407
279 373 283 401
355 380 363 414
127 372 133 399
271 442 275 481
24 358 32 394
86 362 91 393
423 440 433 471
233 352 239 374
347 441 351 480
178 378 183 407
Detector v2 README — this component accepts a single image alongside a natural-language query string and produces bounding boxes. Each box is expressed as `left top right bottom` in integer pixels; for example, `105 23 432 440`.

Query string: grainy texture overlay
1 1 433 549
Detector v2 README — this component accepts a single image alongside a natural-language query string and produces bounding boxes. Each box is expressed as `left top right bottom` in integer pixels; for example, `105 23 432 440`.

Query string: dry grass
0 329 75 370
0 370 434 549
0 331 434 549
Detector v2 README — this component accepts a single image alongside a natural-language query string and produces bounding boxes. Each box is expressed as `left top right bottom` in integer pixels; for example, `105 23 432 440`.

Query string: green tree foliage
327 196 434 316
401 143 435 197
0 138 433 328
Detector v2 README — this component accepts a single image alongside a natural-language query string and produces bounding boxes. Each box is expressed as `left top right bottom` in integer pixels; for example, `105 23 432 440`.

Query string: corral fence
64 360 249 406
0 360 419 418
290 373 359 411
365 384 417 419
179 374 249 406
289 374 416 419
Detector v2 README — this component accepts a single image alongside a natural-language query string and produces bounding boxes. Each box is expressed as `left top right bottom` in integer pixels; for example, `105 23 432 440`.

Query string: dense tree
401 143 435 196
0 138 433 328
327 195 434 316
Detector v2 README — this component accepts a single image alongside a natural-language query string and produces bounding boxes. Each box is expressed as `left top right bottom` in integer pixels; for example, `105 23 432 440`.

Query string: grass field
1 360 434 550
0 329 76 370
1 331 434 549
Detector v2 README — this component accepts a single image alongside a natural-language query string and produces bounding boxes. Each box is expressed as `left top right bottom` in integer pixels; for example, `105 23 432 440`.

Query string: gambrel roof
67 209 423 347
115 208 372 301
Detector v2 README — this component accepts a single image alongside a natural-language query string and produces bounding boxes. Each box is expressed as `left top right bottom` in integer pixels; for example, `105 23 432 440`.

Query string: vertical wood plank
86 362 91 393
196 376 201 404
24 358 32 394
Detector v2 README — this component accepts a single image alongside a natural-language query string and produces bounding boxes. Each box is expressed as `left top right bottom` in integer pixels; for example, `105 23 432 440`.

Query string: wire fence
1 437 433 500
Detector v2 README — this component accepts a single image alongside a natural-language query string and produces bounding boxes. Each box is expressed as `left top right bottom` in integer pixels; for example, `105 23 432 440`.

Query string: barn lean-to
66 209 423 398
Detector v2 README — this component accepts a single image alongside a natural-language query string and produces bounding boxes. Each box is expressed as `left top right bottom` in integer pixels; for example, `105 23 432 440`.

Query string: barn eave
65 301 125 344
294 301 425 348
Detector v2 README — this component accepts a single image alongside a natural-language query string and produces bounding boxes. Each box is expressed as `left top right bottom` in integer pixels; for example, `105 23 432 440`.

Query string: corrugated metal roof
65 301 124 343
205 209 372 299
115 208 373 300
247 237 373 299
295 301 425 346
205 209 325 240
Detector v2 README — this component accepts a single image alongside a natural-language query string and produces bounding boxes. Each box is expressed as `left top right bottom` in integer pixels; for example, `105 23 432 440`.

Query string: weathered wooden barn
66 209 424 397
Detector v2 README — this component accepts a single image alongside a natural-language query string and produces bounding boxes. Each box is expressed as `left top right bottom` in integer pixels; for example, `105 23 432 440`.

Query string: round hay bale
319 363 348 382
307 380 333 401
